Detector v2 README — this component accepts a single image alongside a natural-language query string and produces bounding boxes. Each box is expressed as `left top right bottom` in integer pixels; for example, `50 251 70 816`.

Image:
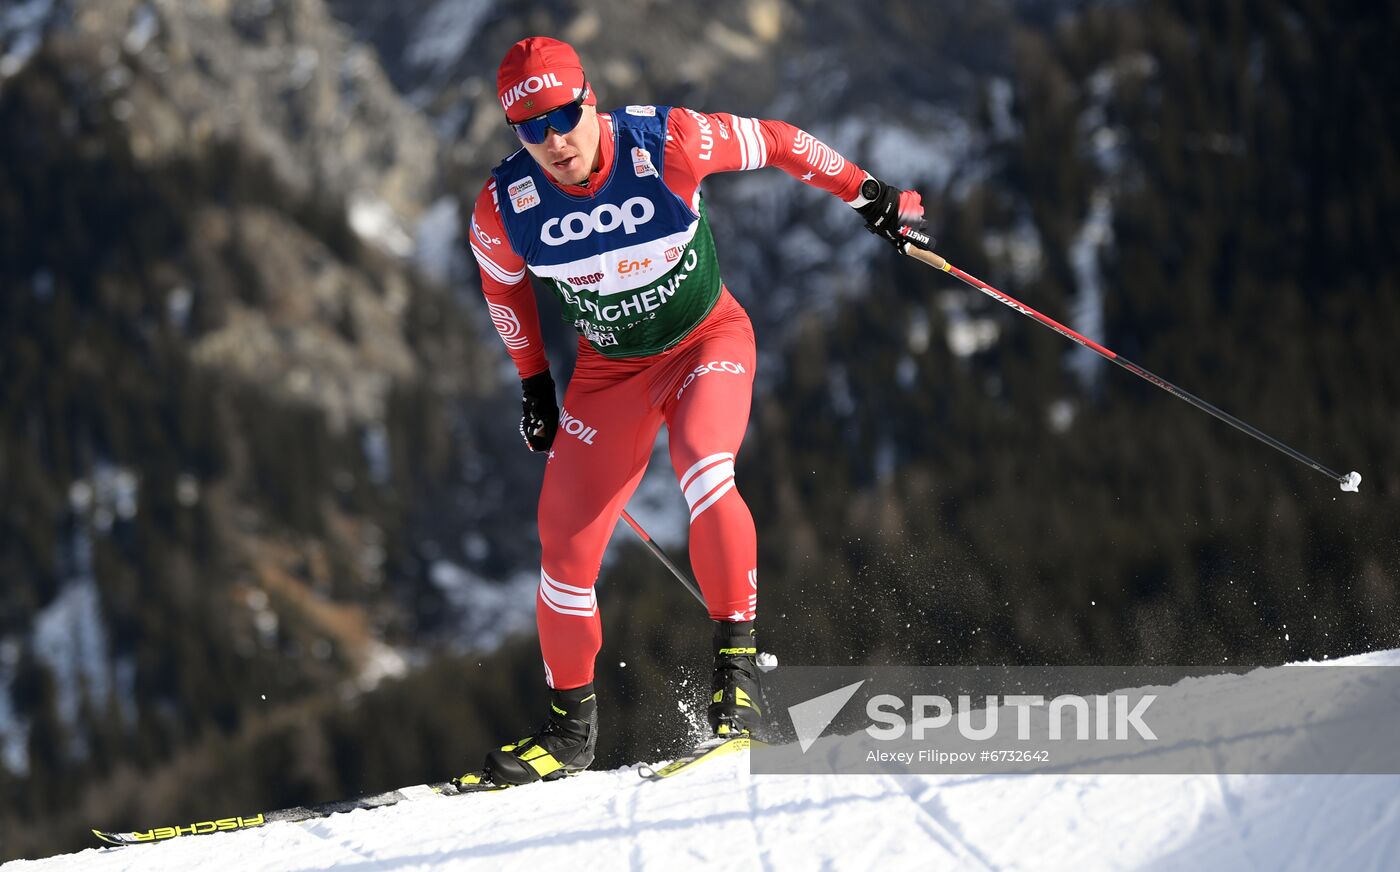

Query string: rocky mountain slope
0 1 537 859
3 1 1394 863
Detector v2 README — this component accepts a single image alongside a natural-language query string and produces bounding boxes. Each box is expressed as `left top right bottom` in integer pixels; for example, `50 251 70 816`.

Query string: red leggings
536 289 758 690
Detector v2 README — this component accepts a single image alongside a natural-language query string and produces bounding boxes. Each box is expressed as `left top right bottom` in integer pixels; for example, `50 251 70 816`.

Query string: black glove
519 371 558 453
854 176 926 252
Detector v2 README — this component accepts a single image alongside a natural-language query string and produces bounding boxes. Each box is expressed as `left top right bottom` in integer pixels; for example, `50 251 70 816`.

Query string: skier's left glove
519 370 559 453
851 174 925 252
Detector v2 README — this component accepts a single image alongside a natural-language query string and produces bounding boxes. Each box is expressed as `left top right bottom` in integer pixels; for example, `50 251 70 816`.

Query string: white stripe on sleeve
735 117 767 170
471 241 526 284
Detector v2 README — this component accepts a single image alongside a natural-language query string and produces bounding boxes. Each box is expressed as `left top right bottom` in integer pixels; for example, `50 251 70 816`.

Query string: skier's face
522 104 601 186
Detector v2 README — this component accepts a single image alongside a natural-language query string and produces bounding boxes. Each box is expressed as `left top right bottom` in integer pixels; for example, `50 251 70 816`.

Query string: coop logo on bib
541 196 655 245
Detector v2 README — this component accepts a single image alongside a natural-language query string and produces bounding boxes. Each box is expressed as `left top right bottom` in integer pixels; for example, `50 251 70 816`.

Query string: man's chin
546 167 586 185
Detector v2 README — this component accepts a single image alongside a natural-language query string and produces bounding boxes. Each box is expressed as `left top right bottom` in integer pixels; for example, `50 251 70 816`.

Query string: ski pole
895 227 1362 493
621 510 778 671
620 510 707 606
532 444 709 603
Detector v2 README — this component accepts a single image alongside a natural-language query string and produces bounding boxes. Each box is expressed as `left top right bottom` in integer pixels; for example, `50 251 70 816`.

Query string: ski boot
471 683 598 787
707 620 765 738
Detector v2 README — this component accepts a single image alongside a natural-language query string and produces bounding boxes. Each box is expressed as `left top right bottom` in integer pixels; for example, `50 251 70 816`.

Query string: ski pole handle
902 241 949 271
898 226 950 270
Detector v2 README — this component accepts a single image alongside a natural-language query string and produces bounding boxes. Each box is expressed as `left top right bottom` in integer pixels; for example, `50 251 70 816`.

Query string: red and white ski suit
470 108 873 689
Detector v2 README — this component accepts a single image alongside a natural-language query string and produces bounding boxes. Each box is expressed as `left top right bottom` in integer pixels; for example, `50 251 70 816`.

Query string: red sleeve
663 107 870 206
468 179 550 379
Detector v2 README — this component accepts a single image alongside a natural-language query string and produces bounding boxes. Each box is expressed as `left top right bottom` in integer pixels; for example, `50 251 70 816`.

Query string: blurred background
1 0 1396 860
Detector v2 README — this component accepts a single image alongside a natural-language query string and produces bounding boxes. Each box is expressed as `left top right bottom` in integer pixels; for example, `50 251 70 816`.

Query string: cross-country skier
462 36 924 786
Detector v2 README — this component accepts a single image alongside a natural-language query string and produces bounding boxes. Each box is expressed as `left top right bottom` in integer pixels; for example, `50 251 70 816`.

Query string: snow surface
8 649 1400 870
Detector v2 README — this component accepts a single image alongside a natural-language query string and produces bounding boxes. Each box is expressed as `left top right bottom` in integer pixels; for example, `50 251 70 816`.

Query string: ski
92 737 758 846
638 736 762 780
92 776 506 847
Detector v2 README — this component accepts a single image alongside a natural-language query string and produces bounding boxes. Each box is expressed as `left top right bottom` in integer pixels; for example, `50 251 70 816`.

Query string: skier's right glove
519 370 558 453
851 175 925 252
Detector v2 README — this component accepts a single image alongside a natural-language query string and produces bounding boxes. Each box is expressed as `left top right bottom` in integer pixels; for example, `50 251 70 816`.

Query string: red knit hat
496 36 595 123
